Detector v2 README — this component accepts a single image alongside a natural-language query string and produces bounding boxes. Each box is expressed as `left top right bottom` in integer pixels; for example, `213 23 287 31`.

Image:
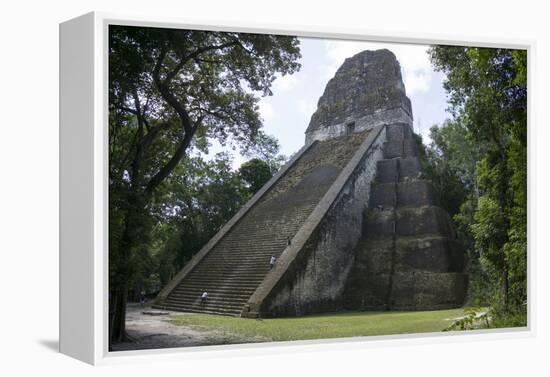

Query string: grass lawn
168 308 470 342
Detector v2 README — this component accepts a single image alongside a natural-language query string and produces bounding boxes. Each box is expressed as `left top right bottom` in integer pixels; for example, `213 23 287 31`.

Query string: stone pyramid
154 49 467 317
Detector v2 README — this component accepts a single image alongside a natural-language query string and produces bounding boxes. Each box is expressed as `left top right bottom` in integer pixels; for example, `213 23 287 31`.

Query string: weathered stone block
376 159 399 183
386 123 406 142
369 182 397 208
345 274 391 310
364 210 395 239
403 137 417 157
397 180 439 207
383 140 403 159
389 272 467 310
398 157 421 180
394 236 461 273
396 206 455 238
356 239 394 275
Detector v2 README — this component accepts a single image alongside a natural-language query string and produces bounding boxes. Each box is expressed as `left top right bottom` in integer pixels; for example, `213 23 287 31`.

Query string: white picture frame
59 11 534 365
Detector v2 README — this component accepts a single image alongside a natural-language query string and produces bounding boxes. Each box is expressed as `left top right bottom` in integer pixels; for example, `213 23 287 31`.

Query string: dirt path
111 302 268 351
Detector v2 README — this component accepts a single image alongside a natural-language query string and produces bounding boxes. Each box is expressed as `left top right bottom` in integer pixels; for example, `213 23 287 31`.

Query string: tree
109 25 301 343
238 158 276 194
429 46 527 317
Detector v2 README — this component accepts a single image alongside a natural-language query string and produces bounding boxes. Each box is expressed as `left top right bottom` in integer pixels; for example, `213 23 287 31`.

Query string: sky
212 37 452 169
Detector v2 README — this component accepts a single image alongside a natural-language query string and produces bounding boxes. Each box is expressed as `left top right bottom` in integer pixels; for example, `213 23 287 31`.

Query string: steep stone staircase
345 123 467 310
156 131 370 316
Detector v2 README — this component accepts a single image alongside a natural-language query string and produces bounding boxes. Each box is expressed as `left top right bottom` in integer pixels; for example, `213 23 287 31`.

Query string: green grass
168 308 469 342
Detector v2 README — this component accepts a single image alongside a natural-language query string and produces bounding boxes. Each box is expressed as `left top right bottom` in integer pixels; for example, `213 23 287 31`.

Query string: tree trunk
111 285 128 343
502 266 509 310
109 191 144 344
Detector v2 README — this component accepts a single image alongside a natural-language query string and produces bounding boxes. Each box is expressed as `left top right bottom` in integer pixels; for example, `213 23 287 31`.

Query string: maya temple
153 49 467 318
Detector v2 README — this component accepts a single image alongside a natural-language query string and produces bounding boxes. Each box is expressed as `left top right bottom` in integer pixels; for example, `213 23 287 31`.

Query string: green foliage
443 307 490 331
416 121 481 217
444 306 526 331
109 26 301 185
238 158 275 194
428 46 527 324
488 306 527 328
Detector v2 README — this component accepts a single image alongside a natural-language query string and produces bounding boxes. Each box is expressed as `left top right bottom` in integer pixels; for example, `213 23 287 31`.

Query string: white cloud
258 99 274 121
272 73 300 93
406 68 431 95
297 98 317 123
322 39 434 95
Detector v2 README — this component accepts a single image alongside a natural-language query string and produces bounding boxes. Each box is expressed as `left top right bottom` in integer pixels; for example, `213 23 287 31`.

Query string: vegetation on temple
108 25 301 343
423 46 527 327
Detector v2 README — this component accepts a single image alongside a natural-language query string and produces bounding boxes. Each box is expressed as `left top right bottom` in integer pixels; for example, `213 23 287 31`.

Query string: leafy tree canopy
109 25 300 194
428 46 527 319
108 25 301 343
239 158 275 194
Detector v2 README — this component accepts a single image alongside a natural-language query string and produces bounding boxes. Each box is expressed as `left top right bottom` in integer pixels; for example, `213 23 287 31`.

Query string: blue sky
211 37 452 168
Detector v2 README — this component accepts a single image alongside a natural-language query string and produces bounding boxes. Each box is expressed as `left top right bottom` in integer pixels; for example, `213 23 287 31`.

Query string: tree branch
144 38 249 194
145 125 199 195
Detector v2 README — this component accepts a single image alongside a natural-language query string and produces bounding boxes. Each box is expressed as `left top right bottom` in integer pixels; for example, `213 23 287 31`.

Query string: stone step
172 281 257 294
158 302 243 316
195 257 279 264
183 277 265 285
398 157 422 181
167 293 251 306
382 123 417 159
383 138 417 159
389 271 467 310
181 277 265 286
198 252 281 257
189 265 271 272
395 206 456 238
204 245 285 251
364 205 456 239
163 301 245 313
193 265 275 272
353 236 464 275
162 302 246 315
198 256 281 263
186 269 269 277
363 209 395 239
190 266 273 274
385 123 413 142
209 247 285 255
216 238 290 246
375 157 422 183
169 289 254 300
369 180 439 209
167 291 250 304
188 270 271 278
346 271 467 311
